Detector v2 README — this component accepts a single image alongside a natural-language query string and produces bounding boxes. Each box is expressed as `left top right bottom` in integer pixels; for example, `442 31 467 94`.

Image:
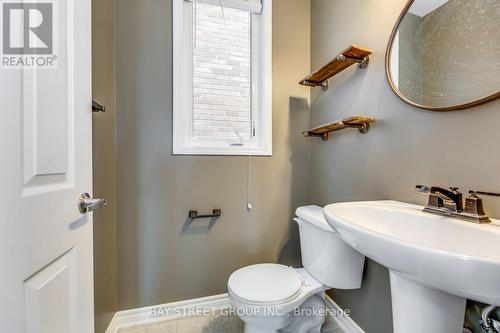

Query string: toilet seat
228 264 326 313
228 265 328 332
228 264 303 305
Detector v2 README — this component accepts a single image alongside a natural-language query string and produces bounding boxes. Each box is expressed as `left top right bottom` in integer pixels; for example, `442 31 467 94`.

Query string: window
173 0 272 155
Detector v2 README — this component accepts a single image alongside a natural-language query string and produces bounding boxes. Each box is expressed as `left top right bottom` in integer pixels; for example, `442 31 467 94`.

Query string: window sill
172 145 272 156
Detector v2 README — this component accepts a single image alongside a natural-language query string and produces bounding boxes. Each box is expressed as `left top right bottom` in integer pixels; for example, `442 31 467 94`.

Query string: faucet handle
464 191 500 223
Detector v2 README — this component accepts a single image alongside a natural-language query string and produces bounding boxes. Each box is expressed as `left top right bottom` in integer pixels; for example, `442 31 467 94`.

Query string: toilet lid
228 264 302 304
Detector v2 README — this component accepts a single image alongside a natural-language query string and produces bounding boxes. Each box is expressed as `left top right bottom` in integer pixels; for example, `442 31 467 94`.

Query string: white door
0 0 95 332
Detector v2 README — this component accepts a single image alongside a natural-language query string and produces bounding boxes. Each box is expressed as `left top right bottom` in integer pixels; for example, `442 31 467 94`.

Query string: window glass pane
192 2 252 141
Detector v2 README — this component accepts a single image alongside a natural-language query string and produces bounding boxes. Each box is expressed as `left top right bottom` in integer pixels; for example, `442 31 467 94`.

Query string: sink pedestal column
390 271 466 333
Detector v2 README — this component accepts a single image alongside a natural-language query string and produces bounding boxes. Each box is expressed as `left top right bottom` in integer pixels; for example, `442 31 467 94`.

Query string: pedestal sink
323 200 500 333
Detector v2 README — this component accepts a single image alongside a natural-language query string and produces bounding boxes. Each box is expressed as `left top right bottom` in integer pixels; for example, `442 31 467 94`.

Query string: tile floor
117 308 341 333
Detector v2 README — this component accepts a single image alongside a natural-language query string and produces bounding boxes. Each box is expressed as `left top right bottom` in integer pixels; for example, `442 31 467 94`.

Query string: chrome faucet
416 185 500 224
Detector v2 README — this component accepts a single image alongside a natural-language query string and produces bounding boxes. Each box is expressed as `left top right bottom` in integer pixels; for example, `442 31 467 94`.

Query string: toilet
227 205 365 333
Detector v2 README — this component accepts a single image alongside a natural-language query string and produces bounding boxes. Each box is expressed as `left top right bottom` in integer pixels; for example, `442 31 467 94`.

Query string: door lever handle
79 193 107 214
92 100 106 112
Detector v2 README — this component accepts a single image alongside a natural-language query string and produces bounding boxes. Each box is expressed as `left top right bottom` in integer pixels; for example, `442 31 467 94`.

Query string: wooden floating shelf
299 45 373 90
303 116 375 141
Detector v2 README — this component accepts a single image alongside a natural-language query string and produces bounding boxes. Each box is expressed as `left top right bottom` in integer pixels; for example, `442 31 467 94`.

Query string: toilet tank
295 205 365 289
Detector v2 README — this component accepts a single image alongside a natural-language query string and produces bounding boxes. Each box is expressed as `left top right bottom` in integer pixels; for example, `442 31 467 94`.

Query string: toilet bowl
227 205 365 333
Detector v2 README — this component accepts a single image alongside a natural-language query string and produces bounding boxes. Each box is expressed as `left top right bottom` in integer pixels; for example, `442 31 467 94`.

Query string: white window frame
172 0 272 156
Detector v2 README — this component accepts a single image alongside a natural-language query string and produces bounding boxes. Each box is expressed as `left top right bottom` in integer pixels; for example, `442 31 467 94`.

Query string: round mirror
386 0 500 111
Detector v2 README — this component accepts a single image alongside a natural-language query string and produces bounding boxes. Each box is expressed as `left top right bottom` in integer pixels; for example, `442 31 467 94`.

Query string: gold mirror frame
385 0 500 112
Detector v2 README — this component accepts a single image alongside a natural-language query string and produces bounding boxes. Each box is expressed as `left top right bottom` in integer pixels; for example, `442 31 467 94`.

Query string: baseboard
324 295 366 333
104 313 119 333
105 294 229 333
105 293 365 333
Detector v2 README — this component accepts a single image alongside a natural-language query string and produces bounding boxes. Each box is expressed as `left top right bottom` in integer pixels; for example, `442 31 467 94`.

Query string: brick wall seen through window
192 3 252 141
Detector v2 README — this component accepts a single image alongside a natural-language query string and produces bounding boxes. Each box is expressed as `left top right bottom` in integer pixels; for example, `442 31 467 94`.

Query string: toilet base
243 323 322 333
239 293 326 333
244 323 279 333
281 294 325 333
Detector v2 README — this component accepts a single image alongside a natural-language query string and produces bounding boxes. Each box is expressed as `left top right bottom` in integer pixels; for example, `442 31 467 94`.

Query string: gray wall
310 1 500 332
116 0 311 310
92 0 118 331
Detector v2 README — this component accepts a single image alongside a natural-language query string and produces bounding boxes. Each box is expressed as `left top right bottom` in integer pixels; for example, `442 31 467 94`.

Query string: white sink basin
324 200 500 333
